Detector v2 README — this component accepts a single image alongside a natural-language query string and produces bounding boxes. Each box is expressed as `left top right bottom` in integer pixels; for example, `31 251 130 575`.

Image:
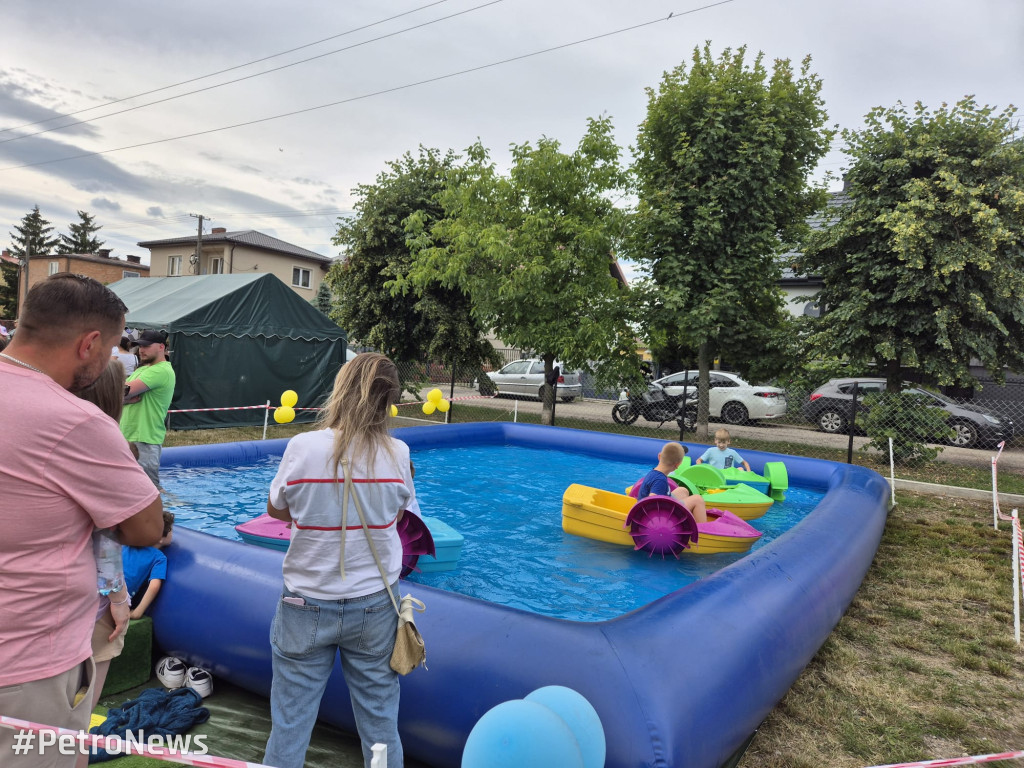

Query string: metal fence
391 359 1022 478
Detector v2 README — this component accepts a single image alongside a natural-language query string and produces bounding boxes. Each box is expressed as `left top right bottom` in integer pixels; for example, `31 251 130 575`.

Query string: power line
0 0 455 136
0 1 737 174
0 0 504 147
101 208 353 231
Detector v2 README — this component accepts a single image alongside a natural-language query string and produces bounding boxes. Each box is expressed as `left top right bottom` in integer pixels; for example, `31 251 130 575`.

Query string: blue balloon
461 699 584 768
525 686 606 768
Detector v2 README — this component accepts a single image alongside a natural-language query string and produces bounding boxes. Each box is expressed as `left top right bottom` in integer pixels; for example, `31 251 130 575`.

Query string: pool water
162 444 823 621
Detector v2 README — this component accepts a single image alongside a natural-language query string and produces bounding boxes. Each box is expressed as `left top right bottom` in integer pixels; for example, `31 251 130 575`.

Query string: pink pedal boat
234 512 464 575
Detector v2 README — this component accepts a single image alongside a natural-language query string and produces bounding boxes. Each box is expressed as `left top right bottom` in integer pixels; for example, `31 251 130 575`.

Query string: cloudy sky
1 0 1020 266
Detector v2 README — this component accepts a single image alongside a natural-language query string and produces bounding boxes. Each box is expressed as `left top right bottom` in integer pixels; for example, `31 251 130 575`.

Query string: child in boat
696 428 751 471
636 442 708 524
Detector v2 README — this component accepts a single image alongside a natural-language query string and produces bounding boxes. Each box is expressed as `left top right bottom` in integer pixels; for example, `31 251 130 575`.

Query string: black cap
135 329 167 347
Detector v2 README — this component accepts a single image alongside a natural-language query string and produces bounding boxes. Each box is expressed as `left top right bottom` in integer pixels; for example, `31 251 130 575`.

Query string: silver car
481 359 582 402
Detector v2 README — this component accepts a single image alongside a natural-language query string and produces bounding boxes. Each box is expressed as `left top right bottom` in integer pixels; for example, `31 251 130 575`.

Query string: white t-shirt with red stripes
269 428 419 600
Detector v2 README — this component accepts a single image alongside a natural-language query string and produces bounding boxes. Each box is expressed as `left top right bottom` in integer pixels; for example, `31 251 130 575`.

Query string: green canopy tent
108 273 346 429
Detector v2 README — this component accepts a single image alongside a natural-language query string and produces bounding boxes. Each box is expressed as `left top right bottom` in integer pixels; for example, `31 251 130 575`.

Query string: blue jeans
263 585 402 768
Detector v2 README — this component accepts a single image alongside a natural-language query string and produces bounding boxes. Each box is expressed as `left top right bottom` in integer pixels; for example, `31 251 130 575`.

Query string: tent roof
107 273 345 341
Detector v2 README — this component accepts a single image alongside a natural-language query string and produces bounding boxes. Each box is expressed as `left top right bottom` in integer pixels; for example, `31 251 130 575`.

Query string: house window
122 270 140 278
168 255 182 276
209 257 224 274
292 267 311 289
48 261 60 275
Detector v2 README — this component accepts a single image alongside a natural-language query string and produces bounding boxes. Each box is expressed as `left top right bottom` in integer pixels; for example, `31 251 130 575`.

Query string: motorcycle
611 381 697 429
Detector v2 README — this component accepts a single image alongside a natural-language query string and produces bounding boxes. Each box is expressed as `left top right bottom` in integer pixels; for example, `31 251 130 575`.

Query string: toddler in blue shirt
696 428 751 471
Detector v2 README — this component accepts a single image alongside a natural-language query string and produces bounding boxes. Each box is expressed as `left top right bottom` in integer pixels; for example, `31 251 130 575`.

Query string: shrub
859 391 950 465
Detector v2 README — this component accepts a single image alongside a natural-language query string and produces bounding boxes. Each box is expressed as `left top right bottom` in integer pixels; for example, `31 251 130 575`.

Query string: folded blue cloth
88 686 210 763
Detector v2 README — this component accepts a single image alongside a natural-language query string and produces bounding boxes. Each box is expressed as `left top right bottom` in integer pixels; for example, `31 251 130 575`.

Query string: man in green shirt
121 329 176 487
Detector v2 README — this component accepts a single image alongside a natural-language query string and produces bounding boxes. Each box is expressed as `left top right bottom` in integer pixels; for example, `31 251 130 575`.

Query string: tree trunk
540 354 555 426
696 342 711 441
885 357 903 392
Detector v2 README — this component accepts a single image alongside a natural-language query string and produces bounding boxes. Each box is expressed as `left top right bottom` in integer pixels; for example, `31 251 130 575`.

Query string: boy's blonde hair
714 428 731 442
661 442 686 467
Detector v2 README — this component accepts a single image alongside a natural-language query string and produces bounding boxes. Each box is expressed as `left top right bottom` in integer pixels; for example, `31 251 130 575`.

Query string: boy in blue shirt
123 511 174 619
697 429 751 471
636 442 708 524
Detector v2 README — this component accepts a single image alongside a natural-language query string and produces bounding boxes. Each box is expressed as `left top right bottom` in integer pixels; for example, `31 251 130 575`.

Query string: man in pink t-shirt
0 274 164 768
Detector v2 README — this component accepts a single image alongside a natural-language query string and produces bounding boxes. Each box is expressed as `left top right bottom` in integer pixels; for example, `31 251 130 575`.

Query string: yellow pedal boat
562 484 762 555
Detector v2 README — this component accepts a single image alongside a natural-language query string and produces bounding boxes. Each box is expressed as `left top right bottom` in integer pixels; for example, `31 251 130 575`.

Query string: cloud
146 206 163 217
91 197 121 211
0 74 102 141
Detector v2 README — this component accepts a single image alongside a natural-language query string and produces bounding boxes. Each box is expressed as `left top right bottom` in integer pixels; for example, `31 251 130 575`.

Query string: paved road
418 385 1024 472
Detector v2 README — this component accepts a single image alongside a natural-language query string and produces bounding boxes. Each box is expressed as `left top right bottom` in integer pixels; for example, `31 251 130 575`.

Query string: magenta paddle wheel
397 512 437 577
624 496 699 558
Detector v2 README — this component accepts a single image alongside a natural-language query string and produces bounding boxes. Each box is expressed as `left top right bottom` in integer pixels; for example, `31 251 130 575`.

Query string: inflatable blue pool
151 422 890 768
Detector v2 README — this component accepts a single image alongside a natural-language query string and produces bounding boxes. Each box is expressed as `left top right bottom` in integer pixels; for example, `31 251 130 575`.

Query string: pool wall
151 422 890 768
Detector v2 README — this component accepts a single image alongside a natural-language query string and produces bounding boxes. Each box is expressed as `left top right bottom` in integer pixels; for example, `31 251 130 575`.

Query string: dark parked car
801 377 1014 448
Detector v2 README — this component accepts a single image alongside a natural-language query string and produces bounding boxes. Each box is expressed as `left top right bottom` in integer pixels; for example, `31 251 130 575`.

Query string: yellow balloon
280 390 298 408
274 406 295 424
422 401 437 415
428 388 443 404
436 399 450 413
390 404 398 417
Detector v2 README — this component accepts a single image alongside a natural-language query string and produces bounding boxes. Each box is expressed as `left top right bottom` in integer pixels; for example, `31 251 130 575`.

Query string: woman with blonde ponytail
263 353 418 768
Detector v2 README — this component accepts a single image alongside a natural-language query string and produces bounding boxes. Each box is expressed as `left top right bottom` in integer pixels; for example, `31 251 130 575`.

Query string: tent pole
262 399 271 440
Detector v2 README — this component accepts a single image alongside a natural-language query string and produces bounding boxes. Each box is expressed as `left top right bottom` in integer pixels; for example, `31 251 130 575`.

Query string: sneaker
185 666 213 699
155 656 186 689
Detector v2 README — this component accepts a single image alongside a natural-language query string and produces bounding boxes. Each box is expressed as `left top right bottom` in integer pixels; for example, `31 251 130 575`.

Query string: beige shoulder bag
340 459 427 675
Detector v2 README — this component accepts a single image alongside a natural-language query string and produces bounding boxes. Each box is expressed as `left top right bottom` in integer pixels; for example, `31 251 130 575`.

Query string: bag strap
340 459 401 617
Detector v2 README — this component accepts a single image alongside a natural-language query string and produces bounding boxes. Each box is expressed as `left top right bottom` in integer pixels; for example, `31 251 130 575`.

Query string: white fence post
888 437 896 508
1012 509 1020 644
262 399 271 441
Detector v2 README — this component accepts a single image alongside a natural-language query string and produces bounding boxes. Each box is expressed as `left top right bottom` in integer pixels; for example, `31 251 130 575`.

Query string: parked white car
654 370 787 424
480 359 582 402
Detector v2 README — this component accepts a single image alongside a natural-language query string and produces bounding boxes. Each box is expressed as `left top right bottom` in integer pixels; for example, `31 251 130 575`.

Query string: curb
893 478 1024 507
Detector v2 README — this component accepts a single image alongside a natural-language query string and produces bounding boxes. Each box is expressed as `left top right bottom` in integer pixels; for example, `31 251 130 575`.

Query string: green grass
741 492 1024 767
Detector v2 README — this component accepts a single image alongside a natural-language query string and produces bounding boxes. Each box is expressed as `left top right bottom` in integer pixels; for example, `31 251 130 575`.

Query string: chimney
211 227 227 234
97 249 112 258
1 249 9 259
126 255 141 264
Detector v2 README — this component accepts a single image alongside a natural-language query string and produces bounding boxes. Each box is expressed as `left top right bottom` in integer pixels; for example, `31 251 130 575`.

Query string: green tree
802 97 1024 390
629 45 833 437
404 117 642 425
9 205 60 260
310 280 333 315
0 260 19 317
57 210 104 254
329 147 496 389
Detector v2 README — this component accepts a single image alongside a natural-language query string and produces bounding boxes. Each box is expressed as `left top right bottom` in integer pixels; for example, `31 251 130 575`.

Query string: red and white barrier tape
864 749 1024 767
168 405 270 413
169 393 497 415
0 714 270 767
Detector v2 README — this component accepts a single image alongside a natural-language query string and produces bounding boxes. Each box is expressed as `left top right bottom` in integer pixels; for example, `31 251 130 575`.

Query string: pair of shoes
155 657 213 698
184 666 213 699
155 656 187 689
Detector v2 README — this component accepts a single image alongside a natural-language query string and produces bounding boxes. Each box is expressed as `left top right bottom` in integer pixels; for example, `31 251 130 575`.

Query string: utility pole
190 213 209 274
19 247 30 317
